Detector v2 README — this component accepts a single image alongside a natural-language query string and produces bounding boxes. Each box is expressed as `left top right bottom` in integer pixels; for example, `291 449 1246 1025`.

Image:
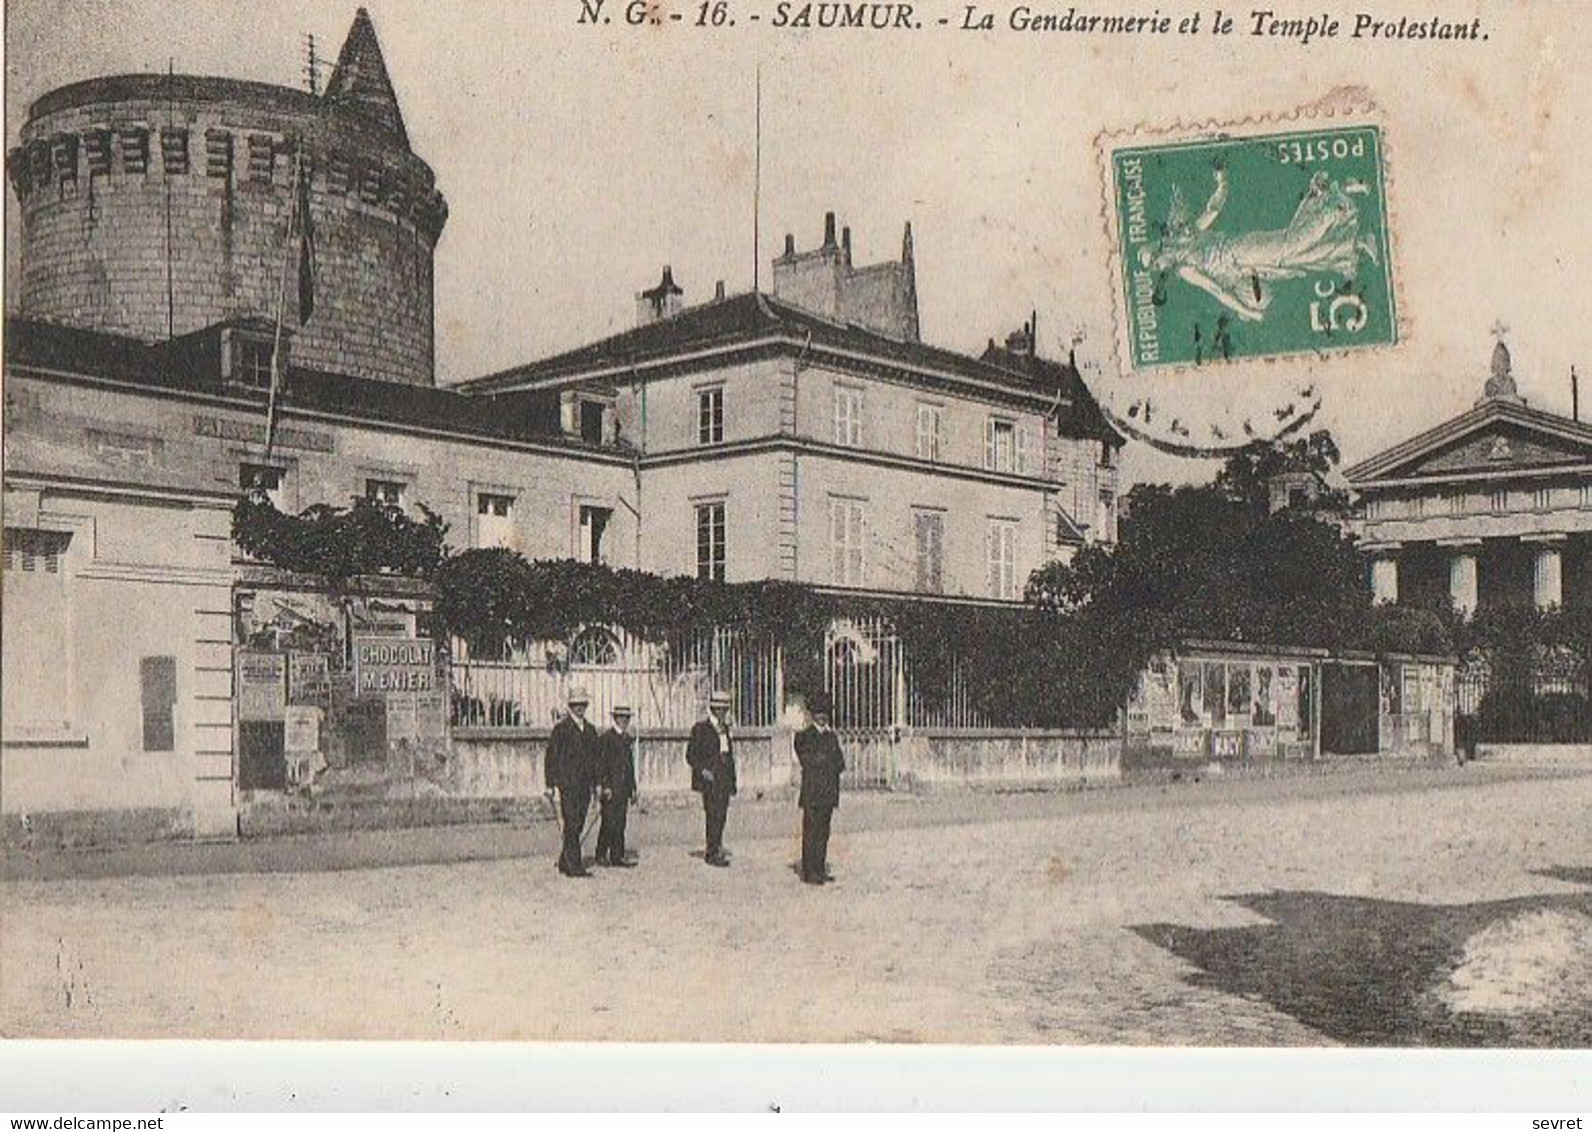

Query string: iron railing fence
451 617 994 735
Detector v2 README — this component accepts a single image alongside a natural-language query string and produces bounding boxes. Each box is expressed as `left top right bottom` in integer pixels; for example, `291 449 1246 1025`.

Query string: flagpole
752 63 761 295
264 140 302 466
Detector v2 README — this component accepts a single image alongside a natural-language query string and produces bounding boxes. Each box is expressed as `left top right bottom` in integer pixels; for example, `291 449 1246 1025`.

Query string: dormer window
560 389 614 445
580 399 606 445
222 328 279 392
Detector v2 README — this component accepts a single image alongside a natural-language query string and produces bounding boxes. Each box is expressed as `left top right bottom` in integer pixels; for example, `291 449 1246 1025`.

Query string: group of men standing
543 686 846 886
543 686 638 877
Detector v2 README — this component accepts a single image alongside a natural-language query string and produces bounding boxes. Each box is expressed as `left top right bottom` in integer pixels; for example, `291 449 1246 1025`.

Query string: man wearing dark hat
545 685 600 878
685 689 737 867
794 692 846 884
595 703 639 868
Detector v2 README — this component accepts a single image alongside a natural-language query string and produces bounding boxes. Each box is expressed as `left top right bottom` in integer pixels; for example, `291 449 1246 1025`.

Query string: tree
1026 431 1455 665
1212 428 1350 516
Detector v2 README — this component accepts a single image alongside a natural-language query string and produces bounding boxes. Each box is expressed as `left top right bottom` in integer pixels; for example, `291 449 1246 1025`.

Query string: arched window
569 626 622 667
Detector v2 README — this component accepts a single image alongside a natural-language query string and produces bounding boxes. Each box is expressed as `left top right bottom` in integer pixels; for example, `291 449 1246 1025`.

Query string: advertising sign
353 636 436 697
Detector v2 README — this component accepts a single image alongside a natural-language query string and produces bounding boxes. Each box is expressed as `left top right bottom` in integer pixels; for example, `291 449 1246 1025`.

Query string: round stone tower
6 8 447 386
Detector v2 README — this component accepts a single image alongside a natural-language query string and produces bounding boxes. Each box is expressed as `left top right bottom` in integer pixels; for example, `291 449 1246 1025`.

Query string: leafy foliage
233 495 449 585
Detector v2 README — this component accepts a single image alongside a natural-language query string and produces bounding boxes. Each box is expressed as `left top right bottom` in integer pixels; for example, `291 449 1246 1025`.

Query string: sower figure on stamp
544 686 600 878
686 689 737 867
794 693 846 885
595 703 638 868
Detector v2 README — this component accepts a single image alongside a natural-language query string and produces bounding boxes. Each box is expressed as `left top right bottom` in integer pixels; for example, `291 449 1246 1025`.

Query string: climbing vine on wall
232 495 449 586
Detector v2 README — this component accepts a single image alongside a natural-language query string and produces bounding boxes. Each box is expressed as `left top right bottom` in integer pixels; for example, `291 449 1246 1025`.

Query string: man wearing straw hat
594 703 639 868
685 688 737 867
545 685 600 878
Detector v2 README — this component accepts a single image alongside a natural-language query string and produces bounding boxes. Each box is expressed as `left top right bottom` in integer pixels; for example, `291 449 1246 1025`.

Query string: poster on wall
237 652 286 722
1275 666 1300 737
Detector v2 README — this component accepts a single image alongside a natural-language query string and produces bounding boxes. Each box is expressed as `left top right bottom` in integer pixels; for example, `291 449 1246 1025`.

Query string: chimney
823 211 837 248
841 225 852 262
714 280 726 302
783 233 795 258
635 265 685 326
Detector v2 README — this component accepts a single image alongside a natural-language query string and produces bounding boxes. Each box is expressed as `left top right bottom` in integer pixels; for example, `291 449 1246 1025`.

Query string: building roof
322 7 409 147
461 291 1112 429
1343 394 1592 487
3 317 602 453
979 341 1124 445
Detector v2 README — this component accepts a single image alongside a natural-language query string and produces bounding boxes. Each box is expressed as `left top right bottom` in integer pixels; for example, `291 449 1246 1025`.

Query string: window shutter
984 419 997 470
1016 426 1031 475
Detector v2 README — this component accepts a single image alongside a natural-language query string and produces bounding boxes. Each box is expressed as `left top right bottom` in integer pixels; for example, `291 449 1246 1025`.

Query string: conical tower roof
323 7 409 147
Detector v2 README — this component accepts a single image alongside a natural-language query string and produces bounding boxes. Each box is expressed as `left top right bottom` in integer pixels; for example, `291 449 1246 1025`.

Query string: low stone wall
1 806 195 851
892 728 1122 792
447 727 794 799
1471 743 1592 767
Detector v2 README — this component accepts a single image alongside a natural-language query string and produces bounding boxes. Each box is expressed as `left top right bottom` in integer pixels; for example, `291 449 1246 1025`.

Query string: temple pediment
1347 400 1592 486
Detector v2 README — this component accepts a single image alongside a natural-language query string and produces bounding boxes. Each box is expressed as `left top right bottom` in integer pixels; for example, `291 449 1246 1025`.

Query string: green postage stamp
1105 124 1397 371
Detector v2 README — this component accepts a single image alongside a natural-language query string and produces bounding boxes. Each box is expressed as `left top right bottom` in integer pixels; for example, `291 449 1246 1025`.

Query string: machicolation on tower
7 8 447 386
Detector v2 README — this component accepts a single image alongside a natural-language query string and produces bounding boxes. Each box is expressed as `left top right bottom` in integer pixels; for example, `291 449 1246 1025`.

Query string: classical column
1438 539 1480 618
1528 536 1564 611
1370 553 1399 605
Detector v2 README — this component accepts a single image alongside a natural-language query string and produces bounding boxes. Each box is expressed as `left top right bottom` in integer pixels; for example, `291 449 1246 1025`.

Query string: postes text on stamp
1109 125 1396 371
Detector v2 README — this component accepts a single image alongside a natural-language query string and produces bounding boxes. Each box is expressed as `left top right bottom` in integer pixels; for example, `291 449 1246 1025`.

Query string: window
1099 441 1117 469
579 504 612 565
226 334 276 391
569 626 622 667
1365 498 1382 520
913 510 944 594
1582 485 1592 510
697 387 724 446
1449 491 1466 516
916 404 944 462
579 400 607 445
2 528 74 733
833 386 864 448
240 464 286 510
366 479 407 509
1411 496 1426 519
1098 491 1118 543
476 492 516 549
695 501 726 581
830 498 867 587
984 418 1029 474
1534 487 1554 512
986 518 1018 599
1490 488 1509 514
1288 486 1310 509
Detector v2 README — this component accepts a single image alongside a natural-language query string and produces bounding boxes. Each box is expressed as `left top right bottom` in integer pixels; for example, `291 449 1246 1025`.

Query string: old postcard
3 0 1591 1078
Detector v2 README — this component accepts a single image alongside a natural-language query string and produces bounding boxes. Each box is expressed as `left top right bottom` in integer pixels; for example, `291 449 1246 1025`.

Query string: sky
6 0 1591 485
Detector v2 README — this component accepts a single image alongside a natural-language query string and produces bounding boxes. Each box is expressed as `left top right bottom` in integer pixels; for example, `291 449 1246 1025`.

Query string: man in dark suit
794 693 846 885
595 703 638 867
685 688 737 867
544 686 600 877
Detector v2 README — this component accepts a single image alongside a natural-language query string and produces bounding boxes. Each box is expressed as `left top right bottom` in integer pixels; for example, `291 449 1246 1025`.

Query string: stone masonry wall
10 78 445 385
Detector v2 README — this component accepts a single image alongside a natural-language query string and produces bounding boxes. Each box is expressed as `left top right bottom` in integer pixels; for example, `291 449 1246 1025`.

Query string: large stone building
467 218 1122 601
2 10 1121 839
1346 341 1592 615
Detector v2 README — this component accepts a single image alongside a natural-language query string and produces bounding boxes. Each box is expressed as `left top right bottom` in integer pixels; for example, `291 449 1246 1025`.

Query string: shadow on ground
1132 868 1592 1047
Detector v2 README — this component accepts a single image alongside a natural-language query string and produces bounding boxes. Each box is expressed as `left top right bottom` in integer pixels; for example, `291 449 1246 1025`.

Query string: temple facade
1345 341 1592 616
